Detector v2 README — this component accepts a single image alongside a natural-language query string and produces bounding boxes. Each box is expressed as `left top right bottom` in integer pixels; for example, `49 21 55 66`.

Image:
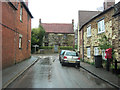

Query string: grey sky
29 0 120 29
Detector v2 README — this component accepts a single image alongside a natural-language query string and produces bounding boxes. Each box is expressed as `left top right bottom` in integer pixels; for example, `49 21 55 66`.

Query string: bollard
106 58 110 71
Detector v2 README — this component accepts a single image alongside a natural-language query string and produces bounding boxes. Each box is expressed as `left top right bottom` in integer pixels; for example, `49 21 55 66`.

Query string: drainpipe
82 29 84 61
77 24 79 52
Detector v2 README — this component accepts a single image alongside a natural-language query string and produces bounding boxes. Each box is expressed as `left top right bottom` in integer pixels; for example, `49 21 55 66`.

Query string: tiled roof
41 23 74 34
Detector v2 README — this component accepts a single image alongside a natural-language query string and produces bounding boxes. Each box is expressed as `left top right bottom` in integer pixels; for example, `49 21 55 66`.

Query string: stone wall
112 15 120 61
43 33 74 46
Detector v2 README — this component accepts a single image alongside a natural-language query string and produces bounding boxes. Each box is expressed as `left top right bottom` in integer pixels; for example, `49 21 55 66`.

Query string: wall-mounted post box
105 48 112 59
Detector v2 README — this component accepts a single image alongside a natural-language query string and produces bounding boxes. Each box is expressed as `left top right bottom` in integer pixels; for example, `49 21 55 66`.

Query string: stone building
112 2 120 61
1 1 33 68
78 10 101 59
79 0 120 62
40 19 74 47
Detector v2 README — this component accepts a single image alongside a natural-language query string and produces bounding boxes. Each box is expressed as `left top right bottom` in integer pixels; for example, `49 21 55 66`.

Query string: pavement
80 62 120 89
2 55 39 88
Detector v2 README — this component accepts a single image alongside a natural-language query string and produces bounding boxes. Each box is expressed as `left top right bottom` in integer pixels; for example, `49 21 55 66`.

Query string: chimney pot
104 0 115 10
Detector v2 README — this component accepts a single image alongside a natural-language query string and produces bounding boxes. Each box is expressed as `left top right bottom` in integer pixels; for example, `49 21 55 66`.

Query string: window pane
87 26 91 37
87 48 91 58
98 19 105 33
94 47 99 55
19 38 22 48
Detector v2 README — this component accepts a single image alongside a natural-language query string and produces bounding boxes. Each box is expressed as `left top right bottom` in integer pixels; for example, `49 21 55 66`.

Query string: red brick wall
2 2 16 68
2 2 31 68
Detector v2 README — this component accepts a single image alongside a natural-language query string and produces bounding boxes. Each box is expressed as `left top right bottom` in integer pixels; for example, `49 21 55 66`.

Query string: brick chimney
72 19 74 30
23 0 28 7
104 0 115 10
39 19 41 26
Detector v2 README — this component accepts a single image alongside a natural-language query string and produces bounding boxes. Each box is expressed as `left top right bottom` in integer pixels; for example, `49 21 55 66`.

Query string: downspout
0 2 2 89
82 29 84 61
77 24 79 52
14 4 17 64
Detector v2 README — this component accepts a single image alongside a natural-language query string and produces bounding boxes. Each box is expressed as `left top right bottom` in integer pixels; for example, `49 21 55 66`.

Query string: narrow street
7 54 114 88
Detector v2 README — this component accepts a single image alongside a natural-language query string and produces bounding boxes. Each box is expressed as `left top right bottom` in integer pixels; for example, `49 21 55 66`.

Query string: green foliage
98 35 112 50
40 46 54 49
98 34 115 60
59 46 73 50
31 25 45 47
75 45 78 49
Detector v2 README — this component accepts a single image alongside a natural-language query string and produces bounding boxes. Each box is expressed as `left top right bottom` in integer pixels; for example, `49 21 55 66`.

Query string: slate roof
78 10 101 27
41 23 74 34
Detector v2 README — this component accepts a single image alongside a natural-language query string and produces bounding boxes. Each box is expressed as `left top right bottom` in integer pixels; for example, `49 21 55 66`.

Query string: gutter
21 2 33 18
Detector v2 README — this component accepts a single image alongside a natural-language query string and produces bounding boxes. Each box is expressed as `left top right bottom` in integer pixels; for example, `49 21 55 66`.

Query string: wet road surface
7 54 114 88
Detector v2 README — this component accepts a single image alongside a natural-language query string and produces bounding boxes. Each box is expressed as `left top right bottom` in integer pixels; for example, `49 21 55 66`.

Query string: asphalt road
7 54 114 88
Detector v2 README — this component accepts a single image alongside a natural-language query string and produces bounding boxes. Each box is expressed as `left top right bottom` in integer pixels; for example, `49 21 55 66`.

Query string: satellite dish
97 6 104 11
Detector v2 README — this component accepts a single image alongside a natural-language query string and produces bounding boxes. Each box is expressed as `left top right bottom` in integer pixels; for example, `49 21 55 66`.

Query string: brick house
40 19 74 47
1 1 33 68
79 0 120 62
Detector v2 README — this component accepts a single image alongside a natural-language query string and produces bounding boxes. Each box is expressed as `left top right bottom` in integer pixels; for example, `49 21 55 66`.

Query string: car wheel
60 60 61 63
75 64 80 68
61 62 64 66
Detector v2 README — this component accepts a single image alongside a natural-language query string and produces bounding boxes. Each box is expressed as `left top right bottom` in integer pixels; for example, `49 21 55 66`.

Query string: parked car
59 50 69 63
61 51 80 67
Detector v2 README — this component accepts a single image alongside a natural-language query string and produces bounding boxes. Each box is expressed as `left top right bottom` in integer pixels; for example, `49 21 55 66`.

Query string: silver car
61 51 80 67
59 50 70 63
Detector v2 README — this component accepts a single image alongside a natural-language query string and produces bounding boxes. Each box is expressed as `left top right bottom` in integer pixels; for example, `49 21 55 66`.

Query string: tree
31 25 45 47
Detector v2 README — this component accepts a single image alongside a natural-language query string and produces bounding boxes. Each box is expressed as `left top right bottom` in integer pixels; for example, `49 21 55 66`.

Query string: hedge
59 46 73 50
40 46 54 49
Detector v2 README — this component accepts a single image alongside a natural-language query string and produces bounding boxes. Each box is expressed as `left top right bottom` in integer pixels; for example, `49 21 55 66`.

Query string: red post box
105 48 112 59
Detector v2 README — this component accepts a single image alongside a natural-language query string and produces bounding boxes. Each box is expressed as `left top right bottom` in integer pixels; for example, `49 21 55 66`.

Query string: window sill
87 35 92 38
20 20 23 23
87 56 91 58
19 48 22 50
98 31 105 34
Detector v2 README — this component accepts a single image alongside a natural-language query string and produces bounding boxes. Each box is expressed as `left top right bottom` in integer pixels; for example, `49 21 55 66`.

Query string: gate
54 45 58 53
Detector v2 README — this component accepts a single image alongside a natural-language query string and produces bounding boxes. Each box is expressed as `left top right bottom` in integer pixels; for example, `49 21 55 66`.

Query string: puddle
40 57 51 65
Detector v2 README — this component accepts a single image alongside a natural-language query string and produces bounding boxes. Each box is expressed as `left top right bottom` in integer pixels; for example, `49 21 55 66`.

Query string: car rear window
66 52 78 56
60 50 65 55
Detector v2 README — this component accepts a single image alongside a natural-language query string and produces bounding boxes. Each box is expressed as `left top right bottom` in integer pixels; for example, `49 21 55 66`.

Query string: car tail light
78 57 80 60
64 56 67 59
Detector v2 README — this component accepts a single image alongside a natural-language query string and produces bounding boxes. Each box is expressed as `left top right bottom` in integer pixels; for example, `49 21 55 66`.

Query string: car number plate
69 61 75 63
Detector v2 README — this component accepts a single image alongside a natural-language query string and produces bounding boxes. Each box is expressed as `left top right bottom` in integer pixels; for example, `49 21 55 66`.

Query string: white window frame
98 19 105 34
94 47 99 56
87 25 91 37
19 34 22 49
102 49 107 60
87 47 91 58
20 5 23 22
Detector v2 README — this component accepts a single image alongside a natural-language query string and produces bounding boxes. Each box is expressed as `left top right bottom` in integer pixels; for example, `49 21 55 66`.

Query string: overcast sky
29 0 120 29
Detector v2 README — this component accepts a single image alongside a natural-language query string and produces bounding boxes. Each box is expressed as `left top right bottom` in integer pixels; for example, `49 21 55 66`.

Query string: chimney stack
39 19 41 26
23 0 28 7
72 19 74 30
104 0 115 10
